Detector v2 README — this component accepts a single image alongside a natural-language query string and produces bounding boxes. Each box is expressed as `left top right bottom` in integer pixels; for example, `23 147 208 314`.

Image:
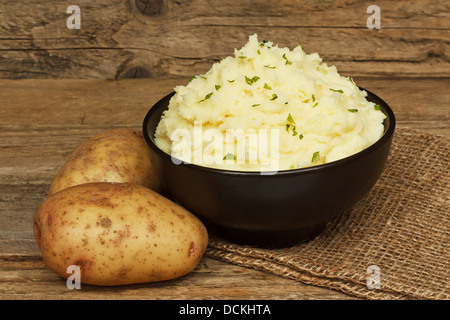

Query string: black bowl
142 88 396 248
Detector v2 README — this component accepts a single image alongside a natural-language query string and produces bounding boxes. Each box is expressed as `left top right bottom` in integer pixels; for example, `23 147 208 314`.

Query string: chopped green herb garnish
270 94 278 100
347 109 358 113
374 104 381 111
188 75 206 82
215 84 221 91
284 102 288 104
264 83 272 90
348 76 353 83
260 39 269 47
282 53 293 65
264 65 276 69
198 92 213 103
245 75 260 85
312 151 321 163
310 95 319 106
227 79 235 83
238 56 246 59
285 124 291 132
299 133 304 140
223 153 236 161
330 88 344 93
257 49 261 55
286 115 300 137
297 37 305 51
251 104 260 108
287 113 296 124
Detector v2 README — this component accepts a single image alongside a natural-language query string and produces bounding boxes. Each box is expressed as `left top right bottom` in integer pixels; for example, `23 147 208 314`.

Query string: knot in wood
121 66 151 79
135 0 163 16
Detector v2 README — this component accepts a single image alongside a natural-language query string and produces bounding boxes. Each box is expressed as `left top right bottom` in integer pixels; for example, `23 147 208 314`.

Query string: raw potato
33 182 209 286
48 128 160 196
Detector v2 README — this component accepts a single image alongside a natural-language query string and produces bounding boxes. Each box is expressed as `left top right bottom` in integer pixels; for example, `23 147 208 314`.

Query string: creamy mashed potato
154 34 386 172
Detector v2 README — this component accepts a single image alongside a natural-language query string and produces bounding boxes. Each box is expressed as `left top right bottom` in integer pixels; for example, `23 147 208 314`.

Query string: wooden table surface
0 77 448 300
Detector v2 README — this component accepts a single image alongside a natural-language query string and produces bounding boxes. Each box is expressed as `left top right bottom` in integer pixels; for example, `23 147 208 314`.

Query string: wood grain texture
0 0 449 79
0 77 448 299
1 255 356 300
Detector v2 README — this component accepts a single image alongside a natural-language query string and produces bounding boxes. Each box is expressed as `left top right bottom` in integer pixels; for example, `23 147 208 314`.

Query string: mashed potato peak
154 34 386 172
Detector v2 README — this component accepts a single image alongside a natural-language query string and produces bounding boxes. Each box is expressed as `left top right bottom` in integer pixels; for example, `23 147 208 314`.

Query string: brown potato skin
34 182 208 286
48 129 160 196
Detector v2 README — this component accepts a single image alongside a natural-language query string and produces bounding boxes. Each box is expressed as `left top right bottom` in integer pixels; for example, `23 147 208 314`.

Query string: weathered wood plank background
0 0 449 79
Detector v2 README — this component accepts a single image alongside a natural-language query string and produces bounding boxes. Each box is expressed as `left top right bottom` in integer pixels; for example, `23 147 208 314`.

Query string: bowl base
207 222 328 248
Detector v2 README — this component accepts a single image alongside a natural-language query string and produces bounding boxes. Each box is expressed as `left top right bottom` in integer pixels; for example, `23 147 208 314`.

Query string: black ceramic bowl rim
143 87 396 177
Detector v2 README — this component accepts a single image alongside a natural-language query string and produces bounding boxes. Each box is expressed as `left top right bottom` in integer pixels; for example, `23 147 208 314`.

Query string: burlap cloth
205 128 449 300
